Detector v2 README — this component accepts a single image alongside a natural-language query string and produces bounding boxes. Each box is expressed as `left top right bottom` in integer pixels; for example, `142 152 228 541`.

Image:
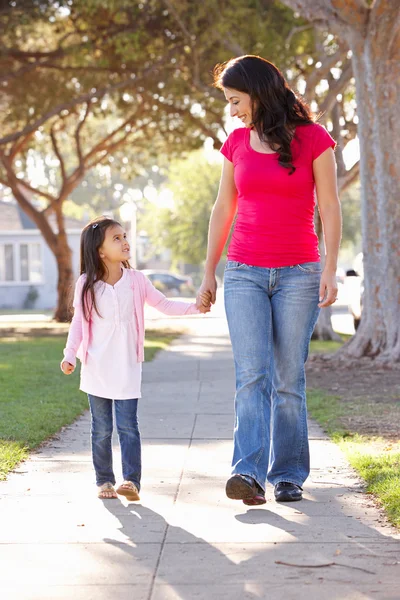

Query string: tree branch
0 150 57 251
11 177 57 205
9 130 36 162
318 60 353 115
0 61 39 83
305 48 348 94
50 126 67 184
82 112 140 166
338 161 360 194
161 0 193 42
75 102 91 171
0 53 175 146
280 0 370 36
286 24 314 46
222 33 246 57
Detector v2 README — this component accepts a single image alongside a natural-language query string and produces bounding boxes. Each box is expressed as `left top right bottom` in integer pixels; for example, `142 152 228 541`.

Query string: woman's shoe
274 482 302 502
226 474 258 500
243 492 266 506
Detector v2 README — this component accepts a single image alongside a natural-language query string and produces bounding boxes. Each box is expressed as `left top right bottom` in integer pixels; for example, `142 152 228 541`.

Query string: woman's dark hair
213 55 314 174
80 215 131 320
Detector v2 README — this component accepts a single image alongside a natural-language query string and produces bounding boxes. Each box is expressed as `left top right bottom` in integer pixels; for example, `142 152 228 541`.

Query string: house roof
0 201 86 232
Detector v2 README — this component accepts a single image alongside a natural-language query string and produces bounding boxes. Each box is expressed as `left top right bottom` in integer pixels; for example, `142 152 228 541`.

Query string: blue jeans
224 260 321 491
88 395 141 489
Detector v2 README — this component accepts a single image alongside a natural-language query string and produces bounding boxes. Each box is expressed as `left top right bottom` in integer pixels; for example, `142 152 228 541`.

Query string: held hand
197 274 217 306
61 361 75 375
318 268 338 308
196 295 211 314
200 290 212 307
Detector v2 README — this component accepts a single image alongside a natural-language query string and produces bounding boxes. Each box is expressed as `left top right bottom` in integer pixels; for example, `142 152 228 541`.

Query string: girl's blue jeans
224 260 321 492
87 395 141 490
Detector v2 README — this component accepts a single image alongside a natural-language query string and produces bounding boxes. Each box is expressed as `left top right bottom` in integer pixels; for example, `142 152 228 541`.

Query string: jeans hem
96 478 116 486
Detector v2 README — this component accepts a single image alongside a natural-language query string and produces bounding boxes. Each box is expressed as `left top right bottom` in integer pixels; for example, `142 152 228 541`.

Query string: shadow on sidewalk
100 490 400 599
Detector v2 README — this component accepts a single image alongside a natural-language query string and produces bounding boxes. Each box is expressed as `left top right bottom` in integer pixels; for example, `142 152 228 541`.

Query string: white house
0 201 84 311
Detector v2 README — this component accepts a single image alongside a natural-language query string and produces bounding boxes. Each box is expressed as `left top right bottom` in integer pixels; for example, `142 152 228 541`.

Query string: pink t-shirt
220 123 336 267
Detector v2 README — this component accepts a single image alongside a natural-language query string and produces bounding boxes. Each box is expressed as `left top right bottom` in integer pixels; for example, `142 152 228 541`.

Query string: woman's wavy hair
213 55 314 174
79 215 131 320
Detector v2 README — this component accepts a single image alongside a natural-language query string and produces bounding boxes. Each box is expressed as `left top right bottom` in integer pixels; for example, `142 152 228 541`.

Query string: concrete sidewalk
1 311 399 600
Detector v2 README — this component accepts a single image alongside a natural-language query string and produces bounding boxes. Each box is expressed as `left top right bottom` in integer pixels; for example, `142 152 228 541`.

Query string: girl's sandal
97 482 118 499
116 480 140 501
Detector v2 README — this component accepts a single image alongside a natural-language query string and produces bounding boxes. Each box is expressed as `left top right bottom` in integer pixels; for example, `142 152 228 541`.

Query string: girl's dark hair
80 215 131 320
213 55 314 174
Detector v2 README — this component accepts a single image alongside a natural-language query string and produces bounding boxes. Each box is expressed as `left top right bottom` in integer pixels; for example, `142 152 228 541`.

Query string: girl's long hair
213 55 314 174
80 216 131 320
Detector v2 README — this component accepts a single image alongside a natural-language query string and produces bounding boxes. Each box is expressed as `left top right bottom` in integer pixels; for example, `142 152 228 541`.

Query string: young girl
61 216 210 501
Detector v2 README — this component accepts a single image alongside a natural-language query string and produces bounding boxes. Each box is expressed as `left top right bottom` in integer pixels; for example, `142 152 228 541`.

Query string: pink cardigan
63 269 199 367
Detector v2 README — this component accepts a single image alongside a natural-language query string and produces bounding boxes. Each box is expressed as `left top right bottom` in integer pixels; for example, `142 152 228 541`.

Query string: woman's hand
61 361 75 375
318 268 338 308
197 274 217 306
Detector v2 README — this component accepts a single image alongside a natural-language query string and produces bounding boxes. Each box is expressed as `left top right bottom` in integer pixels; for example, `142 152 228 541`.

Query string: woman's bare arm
199 158 238 303
313 147 342 307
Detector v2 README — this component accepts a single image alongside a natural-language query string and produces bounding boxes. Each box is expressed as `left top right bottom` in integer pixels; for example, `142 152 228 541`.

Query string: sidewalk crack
147 414 198 600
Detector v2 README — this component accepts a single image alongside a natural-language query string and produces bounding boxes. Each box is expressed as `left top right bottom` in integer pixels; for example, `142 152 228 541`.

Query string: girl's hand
61 361 75 375
197 274 217 305
199 290 212 307
318 268 338 308
196 296 211 314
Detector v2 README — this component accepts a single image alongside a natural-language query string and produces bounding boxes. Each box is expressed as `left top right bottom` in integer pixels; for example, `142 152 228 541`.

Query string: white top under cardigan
79 268 142 400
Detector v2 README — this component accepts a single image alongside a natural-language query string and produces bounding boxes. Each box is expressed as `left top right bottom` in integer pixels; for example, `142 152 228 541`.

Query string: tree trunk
53 233 74 323
281 0 400 363
8 180 75 322
341 22 400 363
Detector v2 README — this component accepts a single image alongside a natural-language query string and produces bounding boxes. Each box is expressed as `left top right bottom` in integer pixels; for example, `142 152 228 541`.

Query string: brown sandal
97 482 118 499
116 480 140 501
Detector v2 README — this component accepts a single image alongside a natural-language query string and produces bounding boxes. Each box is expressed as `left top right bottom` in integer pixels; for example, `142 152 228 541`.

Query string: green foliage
344 448 400 528
142 150 221 265
307 388 400 528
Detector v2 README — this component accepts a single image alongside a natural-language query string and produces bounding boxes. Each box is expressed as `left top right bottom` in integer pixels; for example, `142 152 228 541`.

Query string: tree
280 0 400 363
0 0 226 320
0 0 360 325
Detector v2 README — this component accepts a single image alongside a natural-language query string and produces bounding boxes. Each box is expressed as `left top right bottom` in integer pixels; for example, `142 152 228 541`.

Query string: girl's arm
144 276 204 315
198 158 238 304
62 280 84 369
313 147 342 307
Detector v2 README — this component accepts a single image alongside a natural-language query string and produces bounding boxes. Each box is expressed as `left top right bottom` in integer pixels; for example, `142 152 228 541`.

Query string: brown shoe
226 474 257 500
116 481 140 501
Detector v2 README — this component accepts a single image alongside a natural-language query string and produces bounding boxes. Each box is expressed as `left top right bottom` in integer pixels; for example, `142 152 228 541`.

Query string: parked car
140 270 195 296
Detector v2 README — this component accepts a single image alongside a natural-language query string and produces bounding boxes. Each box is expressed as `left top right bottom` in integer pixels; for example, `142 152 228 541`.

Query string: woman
198 55 341 505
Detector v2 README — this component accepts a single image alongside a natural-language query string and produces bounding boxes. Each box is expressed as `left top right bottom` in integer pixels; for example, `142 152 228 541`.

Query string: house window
0 244 14 281
20 243 42 282
0 242 43 283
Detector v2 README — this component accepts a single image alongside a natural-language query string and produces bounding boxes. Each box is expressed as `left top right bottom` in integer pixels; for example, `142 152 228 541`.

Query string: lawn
306 338 400 529
0 330 178 480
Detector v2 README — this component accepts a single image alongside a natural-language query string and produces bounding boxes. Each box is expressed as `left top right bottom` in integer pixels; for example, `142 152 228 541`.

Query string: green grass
307 389 400 528
309 339 344 354
0 330 178 480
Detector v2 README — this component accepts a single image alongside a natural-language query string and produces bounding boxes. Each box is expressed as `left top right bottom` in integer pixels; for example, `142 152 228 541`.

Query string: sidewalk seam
147 412 199 600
